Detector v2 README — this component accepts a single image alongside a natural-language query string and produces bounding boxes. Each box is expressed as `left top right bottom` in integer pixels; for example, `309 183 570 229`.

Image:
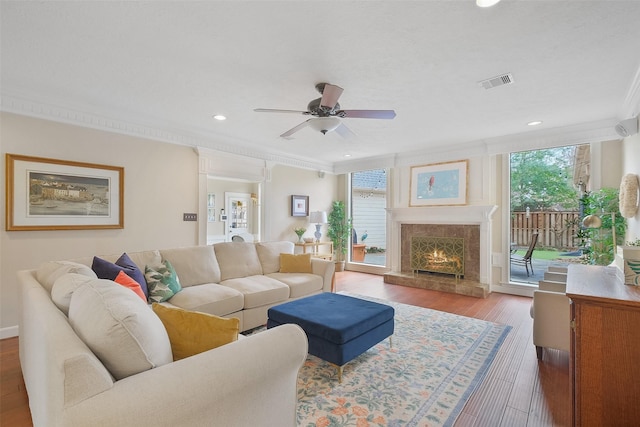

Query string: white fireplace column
386 205 498 285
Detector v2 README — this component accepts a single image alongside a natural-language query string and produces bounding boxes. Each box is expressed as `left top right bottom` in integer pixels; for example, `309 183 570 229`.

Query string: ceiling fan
254 83 396 139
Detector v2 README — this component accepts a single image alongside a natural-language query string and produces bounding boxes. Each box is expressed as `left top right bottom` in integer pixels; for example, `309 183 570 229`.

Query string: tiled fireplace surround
383 206 497 298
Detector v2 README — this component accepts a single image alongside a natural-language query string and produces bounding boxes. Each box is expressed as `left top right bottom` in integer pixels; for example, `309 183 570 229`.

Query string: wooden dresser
566 264 640 427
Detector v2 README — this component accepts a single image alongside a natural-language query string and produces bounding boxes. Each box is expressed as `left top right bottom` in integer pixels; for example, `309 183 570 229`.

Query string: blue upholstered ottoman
267 293 394 381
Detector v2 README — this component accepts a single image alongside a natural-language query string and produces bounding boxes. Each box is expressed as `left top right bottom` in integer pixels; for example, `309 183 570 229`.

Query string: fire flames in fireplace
411 237 464 280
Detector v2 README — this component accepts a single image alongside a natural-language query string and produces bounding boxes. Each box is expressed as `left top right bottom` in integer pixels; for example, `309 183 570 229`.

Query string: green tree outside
510 147 580 212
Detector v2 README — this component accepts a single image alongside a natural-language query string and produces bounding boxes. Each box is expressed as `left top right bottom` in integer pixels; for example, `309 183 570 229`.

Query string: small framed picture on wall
291 195 309 217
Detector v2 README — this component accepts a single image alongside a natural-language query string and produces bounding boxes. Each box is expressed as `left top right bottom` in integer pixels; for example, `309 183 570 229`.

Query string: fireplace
411 236 464 280
383 205 497 298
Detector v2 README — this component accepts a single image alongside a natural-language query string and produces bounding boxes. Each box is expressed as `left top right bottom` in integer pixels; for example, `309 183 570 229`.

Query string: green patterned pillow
145 260 181 303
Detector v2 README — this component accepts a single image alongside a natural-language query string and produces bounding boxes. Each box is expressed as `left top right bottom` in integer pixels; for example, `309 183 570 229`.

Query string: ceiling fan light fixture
309 117 341 135
476 0 501 7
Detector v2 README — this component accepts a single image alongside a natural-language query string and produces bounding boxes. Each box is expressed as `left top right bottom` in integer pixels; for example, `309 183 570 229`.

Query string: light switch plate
183 213 197 221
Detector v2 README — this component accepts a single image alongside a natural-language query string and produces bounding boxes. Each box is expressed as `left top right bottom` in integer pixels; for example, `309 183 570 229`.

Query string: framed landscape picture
5 154 124 230
291 194 309 217
409 160 468 206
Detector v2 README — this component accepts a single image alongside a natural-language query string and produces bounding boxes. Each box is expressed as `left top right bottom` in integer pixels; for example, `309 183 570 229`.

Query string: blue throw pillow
115 253 148 298
91 254 148 298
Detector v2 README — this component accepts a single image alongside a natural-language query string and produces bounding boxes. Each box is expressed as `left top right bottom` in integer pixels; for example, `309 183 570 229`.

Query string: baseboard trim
0 325 19 339
492 283 535 298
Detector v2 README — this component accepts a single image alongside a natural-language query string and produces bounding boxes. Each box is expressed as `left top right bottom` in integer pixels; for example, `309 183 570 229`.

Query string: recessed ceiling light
213 115 227 121
527 120 543 126
476 0 501 7
344 154 352 158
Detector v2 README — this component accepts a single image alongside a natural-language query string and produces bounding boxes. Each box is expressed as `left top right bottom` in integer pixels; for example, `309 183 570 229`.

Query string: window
509 146 585 284
350 169 387 267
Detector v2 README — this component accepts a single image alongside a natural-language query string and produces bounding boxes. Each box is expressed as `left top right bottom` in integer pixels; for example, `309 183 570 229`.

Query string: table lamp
309 211 328 243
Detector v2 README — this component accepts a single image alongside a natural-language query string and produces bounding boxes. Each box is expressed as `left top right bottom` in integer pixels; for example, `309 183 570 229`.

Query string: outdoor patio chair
510 232 538 277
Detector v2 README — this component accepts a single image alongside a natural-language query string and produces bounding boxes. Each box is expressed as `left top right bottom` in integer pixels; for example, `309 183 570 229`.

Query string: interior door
225 192 252 241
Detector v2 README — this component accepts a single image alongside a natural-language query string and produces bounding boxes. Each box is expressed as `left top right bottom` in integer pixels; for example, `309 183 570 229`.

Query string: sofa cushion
68 278 172 380
279 253 312 273
51 273 96 315
166 283 244 316
92 255 147 297
220 275 289 309
160 246 221 287
145 260 182 303
256 241 295 274
152 303 239 360
214 242 263 281
114 270 146 301
36 261 97 293
266 273 324 299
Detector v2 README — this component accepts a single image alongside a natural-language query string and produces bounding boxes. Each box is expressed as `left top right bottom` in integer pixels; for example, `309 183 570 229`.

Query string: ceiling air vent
479 73 514 90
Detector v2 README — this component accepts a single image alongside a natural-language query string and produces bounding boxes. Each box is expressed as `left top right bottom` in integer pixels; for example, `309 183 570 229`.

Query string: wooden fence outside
511 211 580 250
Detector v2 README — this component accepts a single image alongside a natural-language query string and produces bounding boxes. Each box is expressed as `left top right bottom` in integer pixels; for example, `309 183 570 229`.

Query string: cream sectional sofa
18 241 334 426
45 240 334 332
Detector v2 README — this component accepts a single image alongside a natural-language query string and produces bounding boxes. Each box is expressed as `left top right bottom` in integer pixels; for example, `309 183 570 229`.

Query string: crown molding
0 93 624 175
0 93 334 174
621 63 640 119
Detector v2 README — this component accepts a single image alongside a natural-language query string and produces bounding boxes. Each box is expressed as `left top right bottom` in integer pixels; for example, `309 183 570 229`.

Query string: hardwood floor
0 271 569 426
0 336 32 426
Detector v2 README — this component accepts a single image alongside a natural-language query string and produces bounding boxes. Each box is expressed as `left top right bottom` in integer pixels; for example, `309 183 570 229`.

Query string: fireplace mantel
386 205 497 285
387 205 498 225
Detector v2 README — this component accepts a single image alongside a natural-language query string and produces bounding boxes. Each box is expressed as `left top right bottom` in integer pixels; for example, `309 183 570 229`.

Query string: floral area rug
291 293 511 427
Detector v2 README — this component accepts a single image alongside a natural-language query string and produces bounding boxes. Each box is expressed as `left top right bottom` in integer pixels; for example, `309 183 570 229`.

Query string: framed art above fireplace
409 160 468 206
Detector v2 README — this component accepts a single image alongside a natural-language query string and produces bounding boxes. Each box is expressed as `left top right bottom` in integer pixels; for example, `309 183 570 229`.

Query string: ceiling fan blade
335 122 356 138
320 84 344 109
254 108 310 115
340 109 396 119
280 119 312 139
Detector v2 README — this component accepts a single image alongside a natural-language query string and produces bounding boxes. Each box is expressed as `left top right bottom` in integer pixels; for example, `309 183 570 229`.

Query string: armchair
530 277 571 360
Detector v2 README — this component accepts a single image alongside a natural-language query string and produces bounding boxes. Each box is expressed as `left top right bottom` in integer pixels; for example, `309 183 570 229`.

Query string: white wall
266 165 337 243
0 113 200 334
622 132 640 241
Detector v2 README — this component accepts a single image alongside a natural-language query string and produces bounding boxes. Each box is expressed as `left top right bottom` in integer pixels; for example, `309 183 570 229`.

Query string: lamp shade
582 214 602 229
309 211 327 224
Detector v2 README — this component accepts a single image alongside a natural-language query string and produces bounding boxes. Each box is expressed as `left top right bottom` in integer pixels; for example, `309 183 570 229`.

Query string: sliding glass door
350 169 388 269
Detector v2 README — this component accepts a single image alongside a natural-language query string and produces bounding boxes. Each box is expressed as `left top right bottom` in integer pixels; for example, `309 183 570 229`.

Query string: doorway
349 169 388 270
509 145 585 284
225 192 254 242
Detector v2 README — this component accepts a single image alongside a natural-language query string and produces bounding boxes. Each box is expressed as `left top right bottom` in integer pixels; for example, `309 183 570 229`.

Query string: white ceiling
2 1 640 172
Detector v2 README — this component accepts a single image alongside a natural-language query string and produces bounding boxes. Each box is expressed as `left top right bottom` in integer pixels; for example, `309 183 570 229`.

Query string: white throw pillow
68 278 172 380
51 273 95 316
36 260 97 293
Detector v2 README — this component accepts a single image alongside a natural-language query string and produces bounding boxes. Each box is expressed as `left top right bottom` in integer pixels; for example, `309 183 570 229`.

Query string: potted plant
327 200 352 272
352 230 367 262
294 227 306 243
617 238 640 286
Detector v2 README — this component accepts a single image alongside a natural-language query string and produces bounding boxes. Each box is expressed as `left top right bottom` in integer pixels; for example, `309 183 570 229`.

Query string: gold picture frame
5 154 124 231
409 160 468 206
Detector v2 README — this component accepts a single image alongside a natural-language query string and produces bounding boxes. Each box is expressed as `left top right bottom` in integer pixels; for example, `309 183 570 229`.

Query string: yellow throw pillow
152 303 239 361
279 253 313 273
